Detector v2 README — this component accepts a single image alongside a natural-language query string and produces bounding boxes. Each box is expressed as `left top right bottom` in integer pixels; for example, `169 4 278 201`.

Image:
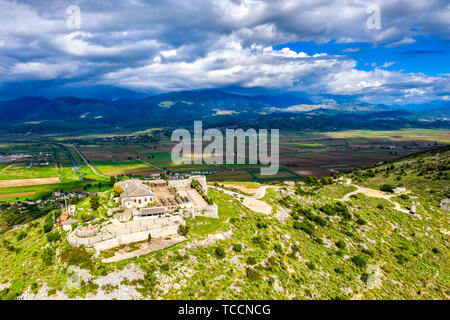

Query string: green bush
361 248 374 257
273 243 283 253
311 215 327 227
41 247 55 266
178 225 189 236
293 221 302 229
380 184 394 192
334 267 344 274
43 213 54 233
46 231 61 243
320 202 351 220
294 221 314 235
245 267 260 281
16 231 27 241
336 240 347 250
89 194 100 211
356 218 367 226
306 261 315 270
395 253 408 265
252 235 266 249
246 256 257 265
351 255 367 269
214 246 225 258
232 243 242 252
256 221 267 229
60 247 92 267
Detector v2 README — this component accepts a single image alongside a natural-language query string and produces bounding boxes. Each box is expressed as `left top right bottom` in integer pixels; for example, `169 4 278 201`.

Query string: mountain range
0 89 448 133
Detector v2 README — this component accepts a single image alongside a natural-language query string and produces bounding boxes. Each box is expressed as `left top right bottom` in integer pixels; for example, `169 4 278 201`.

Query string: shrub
334 267 344 274
252 235 266 249
246 256 257 265
178 225 189 236
273 243 283 254
294 221 314 235
89 194 100 211
60 247 92 268
380 184 394 192
41 247 55 266
395 254 408 265
336 240 347 250
245 267 260 281
311 215 327 227
320 202 351 220
361 248 374 257
214 246 225 258
112 184 124 196
293 221 302 230
256 221 267 229
46 231 61 243
305 176 319 186
43 213 54 233
361 273 369 283
232 243 242 252
16 231 27 241
313 237 323 244
351 255 367 269
356 218 367 226
306 261 315 270
376 204 384 209
432 247 440 255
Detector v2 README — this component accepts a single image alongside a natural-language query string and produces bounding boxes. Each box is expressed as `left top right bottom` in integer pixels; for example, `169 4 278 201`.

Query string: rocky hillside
0 146 448 299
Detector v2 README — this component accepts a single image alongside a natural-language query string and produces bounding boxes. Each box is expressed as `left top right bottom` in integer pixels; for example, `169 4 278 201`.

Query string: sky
0 0 449 105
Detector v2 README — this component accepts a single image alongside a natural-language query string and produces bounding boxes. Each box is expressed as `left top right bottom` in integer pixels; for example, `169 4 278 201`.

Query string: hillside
0 146 448 300
0 91 449 134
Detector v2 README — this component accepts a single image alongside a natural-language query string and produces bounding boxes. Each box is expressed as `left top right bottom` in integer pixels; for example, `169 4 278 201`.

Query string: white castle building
117 179 154 209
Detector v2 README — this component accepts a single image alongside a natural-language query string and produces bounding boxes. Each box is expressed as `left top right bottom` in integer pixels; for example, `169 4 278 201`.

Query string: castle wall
168 175 208 194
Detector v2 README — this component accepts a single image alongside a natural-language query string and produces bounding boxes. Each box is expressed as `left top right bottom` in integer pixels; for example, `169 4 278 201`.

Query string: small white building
67 204 77 216
393 187 406 194
62 218 78 231
440 199 450 211
410 201 416 214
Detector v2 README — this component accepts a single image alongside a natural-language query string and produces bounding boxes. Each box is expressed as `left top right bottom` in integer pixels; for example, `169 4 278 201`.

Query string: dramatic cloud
0 0 449 103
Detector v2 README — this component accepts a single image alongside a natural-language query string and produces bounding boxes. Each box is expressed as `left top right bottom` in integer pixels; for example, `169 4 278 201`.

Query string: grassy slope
0 147 448 299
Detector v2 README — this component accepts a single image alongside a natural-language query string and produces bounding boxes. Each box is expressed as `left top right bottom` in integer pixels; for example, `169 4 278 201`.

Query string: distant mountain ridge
0 89 448 133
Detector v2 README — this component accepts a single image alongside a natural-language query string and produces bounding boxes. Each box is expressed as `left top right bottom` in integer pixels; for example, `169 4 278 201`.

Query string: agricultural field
0 129 448 201
65 128 450 183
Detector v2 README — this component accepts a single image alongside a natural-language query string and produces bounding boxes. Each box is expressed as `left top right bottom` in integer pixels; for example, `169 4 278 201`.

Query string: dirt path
0 164 13 172
71 145 107 178
340 184 410 214
210 185 274 214
138 159 166 173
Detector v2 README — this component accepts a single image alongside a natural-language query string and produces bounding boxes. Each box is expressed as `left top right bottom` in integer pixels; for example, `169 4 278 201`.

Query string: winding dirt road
340 184 410 214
